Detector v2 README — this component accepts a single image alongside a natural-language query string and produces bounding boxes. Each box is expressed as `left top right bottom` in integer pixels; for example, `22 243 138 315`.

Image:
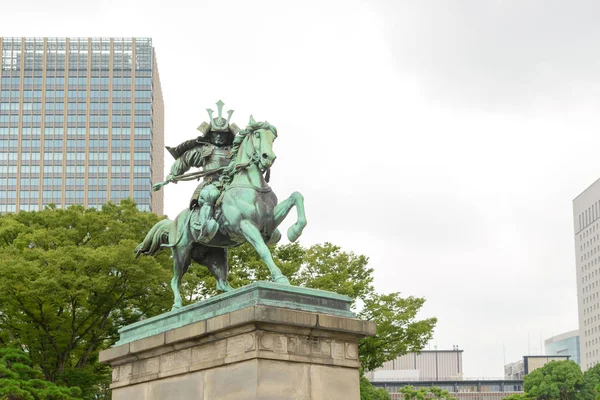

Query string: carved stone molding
109 328 361 389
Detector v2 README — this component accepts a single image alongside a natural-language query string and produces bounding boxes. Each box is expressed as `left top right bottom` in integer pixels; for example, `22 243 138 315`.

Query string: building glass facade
0 37 164 214
545 330 580 366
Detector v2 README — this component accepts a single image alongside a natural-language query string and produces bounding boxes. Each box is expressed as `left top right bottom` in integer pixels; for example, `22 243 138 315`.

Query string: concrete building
574 179 600 371
0 37 164 214
372 378 524 400
504 359 525 380
369 349 524 400
545 330 580 366
366 349 464 382
504 355 570 380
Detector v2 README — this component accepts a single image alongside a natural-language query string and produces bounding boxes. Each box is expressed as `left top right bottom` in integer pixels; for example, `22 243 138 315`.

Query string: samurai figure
156 100 239 241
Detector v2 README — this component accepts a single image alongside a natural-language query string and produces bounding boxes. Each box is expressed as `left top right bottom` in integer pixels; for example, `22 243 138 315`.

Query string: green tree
580 363 600 400
360 375 391 400
524 360 583 400
358 292 436 372
0 346 82 400
0 201 173 397
188 242 436 383
0 206 435 399
400 385 457 400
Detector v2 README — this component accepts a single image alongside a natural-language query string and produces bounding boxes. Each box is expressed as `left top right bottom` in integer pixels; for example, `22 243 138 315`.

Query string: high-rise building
545 330 580 366
0 37 164 214
574 179 600 371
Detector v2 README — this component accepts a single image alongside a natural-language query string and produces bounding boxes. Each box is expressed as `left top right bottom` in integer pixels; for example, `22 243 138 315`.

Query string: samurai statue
154 100 239 241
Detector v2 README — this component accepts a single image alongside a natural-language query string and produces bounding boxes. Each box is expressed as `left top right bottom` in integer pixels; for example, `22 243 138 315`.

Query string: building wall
524 356 569 374
504 355 570 379
573 180 600 371
150 45 163 215
374 380 523 400
389 392 521 400
0 37 163 214
367 350 463 382
545 330 580 366
504 359 524 380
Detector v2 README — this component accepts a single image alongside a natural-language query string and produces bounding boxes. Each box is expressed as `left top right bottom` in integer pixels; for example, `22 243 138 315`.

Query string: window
134 127 151 136
135 77 151 86
134 90 151 98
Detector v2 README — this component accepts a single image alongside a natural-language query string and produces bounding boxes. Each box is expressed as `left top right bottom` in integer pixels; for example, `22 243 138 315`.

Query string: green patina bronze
135 101 307 310
115 281 354 345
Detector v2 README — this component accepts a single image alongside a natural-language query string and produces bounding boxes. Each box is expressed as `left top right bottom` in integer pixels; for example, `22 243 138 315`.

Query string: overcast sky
4 0 600 378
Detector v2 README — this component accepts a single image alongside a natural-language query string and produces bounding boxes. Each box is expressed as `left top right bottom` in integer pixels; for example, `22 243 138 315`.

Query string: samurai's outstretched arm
153 147 208 191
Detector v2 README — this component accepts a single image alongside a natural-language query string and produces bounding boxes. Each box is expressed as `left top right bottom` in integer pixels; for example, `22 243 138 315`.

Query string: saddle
188 179 224 209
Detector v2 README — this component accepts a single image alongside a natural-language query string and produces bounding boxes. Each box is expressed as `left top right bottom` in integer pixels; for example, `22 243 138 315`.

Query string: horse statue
134 120 307 309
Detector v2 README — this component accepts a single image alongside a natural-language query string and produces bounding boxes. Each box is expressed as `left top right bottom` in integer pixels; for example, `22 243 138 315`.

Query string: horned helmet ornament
196 100 239 136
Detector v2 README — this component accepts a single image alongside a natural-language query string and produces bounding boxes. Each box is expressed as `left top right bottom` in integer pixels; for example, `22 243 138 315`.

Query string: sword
152 167 225 191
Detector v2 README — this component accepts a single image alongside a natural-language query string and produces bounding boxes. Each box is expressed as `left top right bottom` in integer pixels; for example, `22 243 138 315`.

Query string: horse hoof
171 303 182 311
273 275 291 285
287 225 302 242
216 281 234 292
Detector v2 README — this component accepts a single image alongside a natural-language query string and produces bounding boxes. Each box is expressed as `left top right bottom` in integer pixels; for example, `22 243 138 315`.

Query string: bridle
222 128 275 194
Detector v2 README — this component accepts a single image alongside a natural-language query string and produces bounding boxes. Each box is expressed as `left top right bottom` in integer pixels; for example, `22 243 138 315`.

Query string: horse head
251 124 277 171
226 118 278 177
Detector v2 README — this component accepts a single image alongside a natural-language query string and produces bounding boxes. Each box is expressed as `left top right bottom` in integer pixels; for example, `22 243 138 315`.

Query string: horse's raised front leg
170 244 192 310
272 191 307 242
240 220 290 285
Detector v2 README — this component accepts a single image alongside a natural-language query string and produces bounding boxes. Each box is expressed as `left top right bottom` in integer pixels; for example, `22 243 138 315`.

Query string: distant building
372 378 524 400
574 179 600 371
504 355 570 380
545 330 580 365
504 359 525 380
366 349 463 382
369 349 523 400
0 37 164 214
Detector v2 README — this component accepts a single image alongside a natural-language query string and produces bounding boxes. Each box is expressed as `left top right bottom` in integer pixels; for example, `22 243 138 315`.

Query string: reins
215 131 272 205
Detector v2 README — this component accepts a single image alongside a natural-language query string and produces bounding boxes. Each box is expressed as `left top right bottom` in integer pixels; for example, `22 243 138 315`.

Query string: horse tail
160 209 194 249
134 219 172 257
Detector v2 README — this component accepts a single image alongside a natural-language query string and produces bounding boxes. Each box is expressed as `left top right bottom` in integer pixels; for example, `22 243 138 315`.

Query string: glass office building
0 37 164 214
545 330 580 366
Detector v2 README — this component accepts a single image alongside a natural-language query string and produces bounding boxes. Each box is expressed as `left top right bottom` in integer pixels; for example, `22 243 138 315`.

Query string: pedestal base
108 355 362 400
100 283 375 400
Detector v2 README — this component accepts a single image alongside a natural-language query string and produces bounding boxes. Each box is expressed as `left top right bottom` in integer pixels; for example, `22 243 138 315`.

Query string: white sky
4 0 600 378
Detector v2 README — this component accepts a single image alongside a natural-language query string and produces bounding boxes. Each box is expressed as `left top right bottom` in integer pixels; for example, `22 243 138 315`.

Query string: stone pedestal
100 282 375 400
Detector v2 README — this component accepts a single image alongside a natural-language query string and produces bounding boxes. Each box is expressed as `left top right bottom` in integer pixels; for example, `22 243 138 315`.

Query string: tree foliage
400 385 457 400
0 346 82 400
188 242 437 372
581 364 600 400
187 242 375 301
504 394 530 400
0 206 435 399
360 375 391 400
524 361 583 400
0 201 173 397
358 292 436 372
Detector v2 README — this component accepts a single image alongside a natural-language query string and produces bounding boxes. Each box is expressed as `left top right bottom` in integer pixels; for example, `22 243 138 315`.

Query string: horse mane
221 121 277 185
